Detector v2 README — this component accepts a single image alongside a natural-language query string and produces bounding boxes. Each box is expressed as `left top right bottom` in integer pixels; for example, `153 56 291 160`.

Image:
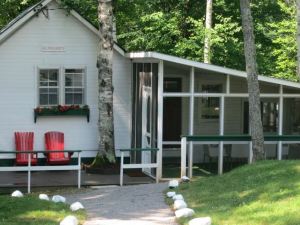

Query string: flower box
34 105 90 123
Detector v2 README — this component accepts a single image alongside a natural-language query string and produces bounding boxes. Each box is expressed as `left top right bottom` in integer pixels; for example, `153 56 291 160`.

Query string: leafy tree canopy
0 0 298 81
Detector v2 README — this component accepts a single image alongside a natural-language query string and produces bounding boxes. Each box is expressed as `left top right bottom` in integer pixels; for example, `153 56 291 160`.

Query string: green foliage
0 195 86 225
0 0 40 29
0 0 299 81
172 160 300 225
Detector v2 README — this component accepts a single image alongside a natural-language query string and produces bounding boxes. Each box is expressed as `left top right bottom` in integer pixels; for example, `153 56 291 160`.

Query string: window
201 97 220 119
38 68 85 106
262 102 278 133
65 69 85 105
199 84 222 119
201 84 223 93
39 69 59 106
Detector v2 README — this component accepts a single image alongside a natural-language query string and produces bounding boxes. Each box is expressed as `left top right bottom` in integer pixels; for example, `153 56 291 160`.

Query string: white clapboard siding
0 1 131 158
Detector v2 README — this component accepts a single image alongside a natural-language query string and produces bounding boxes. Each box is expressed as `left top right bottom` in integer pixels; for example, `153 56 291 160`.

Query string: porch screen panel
162 97 189 178
194 71 226 93
282 98 300 159
163 62 190 93
131 63 158 163
224 97 247 135
194 97 220 135
283 98 300 135
230 77 248 93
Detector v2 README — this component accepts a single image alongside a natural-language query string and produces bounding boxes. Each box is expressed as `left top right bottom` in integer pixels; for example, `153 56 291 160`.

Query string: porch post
27 153 31 194
278 85 283 160
218 96 225 175
181 137 187 177
157 60 164 179
188 67 195 178
226 75 230 94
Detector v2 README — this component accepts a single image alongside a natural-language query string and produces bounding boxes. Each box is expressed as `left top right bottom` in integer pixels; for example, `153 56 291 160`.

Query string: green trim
264 135 300 141
181 135 300 142
34 107 90 123
119 148 159 152
182 135 251 142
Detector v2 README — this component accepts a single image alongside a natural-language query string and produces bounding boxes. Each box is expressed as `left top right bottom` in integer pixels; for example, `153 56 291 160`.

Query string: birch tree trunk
296 0 300 80
204 0 213 64
97 0 116 163
240 0 265 161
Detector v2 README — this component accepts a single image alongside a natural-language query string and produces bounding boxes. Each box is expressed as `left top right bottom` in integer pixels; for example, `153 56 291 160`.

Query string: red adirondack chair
45 131 72 165
15 132 37 166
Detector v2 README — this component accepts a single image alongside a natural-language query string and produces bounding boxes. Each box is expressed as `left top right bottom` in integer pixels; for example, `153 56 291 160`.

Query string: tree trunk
296 0 300 80
240 0 265 161
97 0 116 163
204 0 213 64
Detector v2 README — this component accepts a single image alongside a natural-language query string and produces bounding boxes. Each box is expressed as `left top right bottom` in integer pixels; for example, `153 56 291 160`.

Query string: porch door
142 85 152 175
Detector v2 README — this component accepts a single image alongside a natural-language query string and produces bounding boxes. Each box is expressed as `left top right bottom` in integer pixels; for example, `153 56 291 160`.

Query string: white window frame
64 68 86 105
38 67 61 106
37 66 86 106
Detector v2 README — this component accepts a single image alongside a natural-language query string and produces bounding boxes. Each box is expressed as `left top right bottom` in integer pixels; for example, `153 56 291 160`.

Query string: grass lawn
171 160 300 225
0 194 86 225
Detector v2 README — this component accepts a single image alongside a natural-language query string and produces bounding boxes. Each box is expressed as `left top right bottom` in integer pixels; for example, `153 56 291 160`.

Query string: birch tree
240 0 265 161
204 0 213 64
97 0 116 163
296 0 300 79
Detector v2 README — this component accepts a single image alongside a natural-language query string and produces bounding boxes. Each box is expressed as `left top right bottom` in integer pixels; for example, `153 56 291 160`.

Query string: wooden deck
0 171 154 189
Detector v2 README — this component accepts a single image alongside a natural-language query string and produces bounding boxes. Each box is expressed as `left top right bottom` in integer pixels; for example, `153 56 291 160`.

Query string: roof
126 51 300 89
0 0 125 56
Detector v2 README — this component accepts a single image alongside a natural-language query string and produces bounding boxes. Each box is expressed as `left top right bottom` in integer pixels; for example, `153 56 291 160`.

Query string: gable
0 0 125 56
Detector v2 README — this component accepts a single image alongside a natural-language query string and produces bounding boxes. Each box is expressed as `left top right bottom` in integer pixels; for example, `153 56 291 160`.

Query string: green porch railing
180 135 300 178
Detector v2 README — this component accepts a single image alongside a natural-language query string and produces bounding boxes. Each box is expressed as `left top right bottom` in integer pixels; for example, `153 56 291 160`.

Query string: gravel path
66 183 178 225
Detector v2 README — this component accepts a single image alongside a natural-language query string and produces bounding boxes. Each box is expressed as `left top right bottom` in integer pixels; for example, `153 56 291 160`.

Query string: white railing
0 150 82 193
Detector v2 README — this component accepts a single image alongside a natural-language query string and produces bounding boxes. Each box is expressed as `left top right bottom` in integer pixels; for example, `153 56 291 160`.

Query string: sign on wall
41 46 65 52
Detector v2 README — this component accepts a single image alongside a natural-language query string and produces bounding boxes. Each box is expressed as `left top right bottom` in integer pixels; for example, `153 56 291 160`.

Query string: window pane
65 94 73 105
65 75 73 86
73 88 83 93
65 69 83 74
49 94 58 105
39 88 58 105
74 93 83 104
39 94 48 105
65 74 83 87
49 70 58 82
39 69 59 87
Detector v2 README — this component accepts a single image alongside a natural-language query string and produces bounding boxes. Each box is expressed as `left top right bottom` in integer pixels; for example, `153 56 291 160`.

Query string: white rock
169 180 179 188
11 190 23 198
39 194 49 201
52 195 66 203
188 217 212 225
166 191 176 198
181 176 190 182
174 199 187 210
172 194 184 201
60 215 78 225
175 208 195 218
70 202 84 211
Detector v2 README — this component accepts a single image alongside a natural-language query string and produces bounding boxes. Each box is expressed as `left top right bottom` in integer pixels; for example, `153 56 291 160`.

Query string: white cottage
1 0 300 179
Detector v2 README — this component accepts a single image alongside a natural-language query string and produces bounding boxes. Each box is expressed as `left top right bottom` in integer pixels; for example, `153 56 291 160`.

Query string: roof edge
126 51 300 89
